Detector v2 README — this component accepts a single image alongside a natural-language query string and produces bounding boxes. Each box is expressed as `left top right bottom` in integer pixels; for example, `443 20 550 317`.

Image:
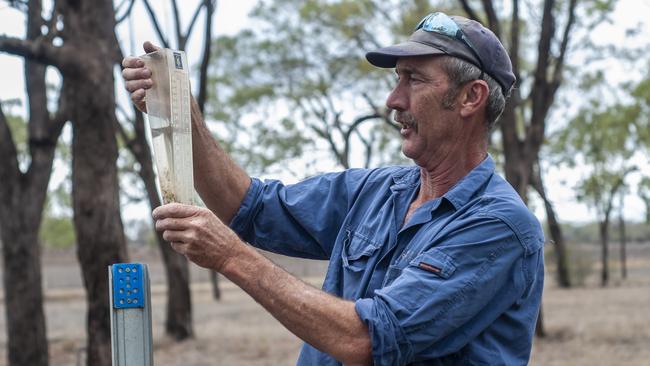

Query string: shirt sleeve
229 169 375 259
355 215 541 365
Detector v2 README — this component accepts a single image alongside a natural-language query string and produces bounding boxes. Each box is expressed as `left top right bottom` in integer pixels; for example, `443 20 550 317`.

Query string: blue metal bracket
109 262 153 366
112 263 145 309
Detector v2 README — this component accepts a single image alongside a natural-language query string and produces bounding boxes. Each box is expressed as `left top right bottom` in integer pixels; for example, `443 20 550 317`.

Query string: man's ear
458 80 489 118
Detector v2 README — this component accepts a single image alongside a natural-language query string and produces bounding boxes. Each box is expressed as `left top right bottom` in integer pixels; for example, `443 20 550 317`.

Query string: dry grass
0 244 649 365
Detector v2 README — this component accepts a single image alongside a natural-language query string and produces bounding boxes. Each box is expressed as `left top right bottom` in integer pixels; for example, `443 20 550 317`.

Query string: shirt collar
389 155 495 210
389 166 420 192
442 154 495 210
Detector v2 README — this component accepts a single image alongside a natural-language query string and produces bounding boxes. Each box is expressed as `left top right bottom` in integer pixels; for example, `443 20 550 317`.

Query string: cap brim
366 41 447 68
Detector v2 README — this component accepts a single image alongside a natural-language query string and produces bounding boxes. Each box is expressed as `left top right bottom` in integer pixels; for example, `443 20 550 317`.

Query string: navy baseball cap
366 12 515 96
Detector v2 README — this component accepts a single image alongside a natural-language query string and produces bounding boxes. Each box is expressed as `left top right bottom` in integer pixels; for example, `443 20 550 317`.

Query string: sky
0 0 649 225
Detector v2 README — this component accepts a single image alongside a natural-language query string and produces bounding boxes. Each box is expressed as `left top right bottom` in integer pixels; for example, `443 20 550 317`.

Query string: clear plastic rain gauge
141 49 194 204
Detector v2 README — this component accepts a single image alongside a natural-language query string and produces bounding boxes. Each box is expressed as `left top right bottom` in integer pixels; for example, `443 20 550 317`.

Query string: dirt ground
1 243 649 366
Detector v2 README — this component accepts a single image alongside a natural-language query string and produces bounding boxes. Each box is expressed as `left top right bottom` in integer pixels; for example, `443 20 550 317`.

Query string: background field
1 242 648 366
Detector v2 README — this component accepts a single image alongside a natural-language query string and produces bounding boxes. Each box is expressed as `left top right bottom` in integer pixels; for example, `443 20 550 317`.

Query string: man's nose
386 82 408 112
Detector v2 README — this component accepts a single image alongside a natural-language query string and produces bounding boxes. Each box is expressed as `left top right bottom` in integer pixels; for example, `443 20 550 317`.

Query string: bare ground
1 243 649 366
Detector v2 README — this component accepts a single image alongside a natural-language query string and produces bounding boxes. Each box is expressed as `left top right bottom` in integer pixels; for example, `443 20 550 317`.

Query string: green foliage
206 0 425 176
39 215 75 248
550 70 648 221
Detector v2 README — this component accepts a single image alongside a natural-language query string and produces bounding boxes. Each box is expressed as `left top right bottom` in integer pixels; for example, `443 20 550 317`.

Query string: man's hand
121 41 160 113
152 203 243 272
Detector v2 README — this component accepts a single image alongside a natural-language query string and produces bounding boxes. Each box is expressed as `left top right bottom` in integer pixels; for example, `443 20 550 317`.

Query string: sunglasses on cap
415 12 485 79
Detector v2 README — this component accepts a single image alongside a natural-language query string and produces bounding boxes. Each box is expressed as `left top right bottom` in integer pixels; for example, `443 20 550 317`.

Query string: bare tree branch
43 0 62 41
524 0 555 150
0 102 20 184
197 0 216 113
142 0 170 48
344 114 382 145
480 0 501 38
362 92 399 132
116 0 136 25
551 0 578 92
458 0 482 23
170 0 184 47
114 117 133 149
509 0 521 101
184 0 209 46
6 0 28 12
0 36 79 75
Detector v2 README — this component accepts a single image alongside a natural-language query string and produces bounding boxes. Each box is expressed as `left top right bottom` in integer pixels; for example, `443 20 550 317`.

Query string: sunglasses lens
419 13 459 38
416 13 484 73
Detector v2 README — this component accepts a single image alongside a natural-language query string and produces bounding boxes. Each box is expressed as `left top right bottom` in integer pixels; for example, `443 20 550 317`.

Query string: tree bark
0 107 53 366
618 197 627 279
0 0 69 364
531 164 571 287
599 220 609 286
61 1 128 364
0 226 49 366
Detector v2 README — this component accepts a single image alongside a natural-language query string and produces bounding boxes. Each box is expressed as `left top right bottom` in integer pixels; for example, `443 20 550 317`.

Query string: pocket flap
345 230 381 261
409 249 457 279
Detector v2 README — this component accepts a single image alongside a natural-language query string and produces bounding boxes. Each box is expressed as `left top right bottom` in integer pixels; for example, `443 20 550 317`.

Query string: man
122 12 544 366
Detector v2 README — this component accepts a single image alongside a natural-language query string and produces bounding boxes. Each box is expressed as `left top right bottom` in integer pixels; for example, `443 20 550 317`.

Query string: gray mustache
394 111 418 132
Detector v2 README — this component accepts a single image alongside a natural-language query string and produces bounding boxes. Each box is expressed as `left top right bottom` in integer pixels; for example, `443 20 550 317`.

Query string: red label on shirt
418 262 441 274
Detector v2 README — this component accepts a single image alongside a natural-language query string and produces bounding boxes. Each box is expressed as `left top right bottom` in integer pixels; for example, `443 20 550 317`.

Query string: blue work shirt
230 155 544 365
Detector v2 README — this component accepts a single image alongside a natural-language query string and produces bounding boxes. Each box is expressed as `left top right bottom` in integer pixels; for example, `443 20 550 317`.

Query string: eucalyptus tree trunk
618 198 627 279
531 165 571 287
0 0 68 364
599 219 610 286
63 1 128 364
1 0 129 364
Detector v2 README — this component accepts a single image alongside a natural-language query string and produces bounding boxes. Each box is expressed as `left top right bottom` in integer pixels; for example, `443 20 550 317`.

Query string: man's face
386 56 462 167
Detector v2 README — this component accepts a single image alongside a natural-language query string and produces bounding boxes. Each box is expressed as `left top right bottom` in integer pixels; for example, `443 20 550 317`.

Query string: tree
1 0 132 364
206 0 414 175
0 1 68 364
553 98 641 286
617 193 627 279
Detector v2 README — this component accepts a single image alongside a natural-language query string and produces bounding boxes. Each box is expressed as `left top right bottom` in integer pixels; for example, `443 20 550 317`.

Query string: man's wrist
219 239 256 279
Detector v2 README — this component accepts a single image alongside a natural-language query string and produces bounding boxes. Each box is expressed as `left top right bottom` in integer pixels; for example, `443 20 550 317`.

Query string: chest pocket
341 230 382 273
387 248 457 311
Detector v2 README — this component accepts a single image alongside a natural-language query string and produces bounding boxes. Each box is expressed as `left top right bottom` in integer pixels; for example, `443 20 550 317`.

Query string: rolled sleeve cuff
228 177 263 235
355 297 414 366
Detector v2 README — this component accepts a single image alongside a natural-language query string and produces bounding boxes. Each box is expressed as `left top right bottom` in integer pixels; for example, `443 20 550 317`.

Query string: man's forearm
221 244 373 366
190 97 250 223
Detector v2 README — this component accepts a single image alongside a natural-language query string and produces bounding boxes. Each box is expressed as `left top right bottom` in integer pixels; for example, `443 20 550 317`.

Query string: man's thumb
143 41 161 54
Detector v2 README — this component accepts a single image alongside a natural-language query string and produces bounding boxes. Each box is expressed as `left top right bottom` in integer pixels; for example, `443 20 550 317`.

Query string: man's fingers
152 203 200 220
122 66 151 81
143 41 160 54
155 217 188 231
122 56 144 69
125 79 153 93
168 239 188 253
131 89 146 106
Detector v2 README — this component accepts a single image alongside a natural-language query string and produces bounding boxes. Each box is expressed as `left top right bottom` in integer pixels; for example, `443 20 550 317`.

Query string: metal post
109 263 153 366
